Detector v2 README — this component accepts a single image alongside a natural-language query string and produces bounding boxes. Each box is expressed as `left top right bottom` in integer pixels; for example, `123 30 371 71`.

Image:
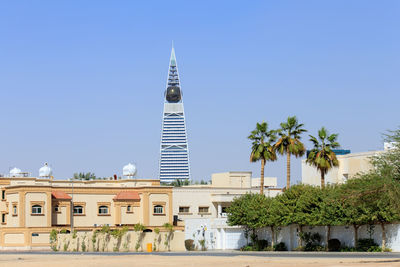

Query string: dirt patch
0 254 399 267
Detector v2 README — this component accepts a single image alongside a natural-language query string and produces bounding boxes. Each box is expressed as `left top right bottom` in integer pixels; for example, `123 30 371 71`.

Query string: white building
173 171 282 249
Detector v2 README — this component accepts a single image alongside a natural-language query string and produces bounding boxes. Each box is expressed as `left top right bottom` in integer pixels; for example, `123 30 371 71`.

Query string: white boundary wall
185 218 400 251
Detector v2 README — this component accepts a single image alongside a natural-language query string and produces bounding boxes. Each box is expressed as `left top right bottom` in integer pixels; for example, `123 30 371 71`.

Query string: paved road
0 251 399 259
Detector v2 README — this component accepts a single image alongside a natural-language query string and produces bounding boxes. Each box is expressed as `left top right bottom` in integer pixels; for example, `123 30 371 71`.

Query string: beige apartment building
301 149 385 186
0 177 174 249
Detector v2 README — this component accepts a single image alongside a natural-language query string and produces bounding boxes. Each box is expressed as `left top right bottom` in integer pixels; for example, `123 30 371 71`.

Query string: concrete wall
185 218 400 252
56 230 185 252
258 224 400 251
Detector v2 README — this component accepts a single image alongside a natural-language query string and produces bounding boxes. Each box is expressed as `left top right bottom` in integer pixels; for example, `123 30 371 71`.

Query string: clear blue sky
0 1 399 187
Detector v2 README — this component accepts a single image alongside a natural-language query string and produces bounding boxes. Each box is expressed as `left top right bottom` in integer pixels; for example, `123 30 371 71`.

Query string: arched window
98 205 109 215
32 205 42 214
73 205 83 215
153 205 164 214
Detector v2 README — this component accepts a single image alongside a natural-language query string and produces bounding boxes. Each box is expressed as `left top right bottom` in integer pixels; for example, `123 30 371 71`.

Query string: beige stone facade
0 178 175 249
301 150 383 186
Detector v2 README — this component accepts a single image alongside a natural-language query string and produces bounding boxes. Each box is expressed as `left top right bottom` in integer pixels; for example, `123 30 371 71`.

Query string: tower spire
170 43 177 67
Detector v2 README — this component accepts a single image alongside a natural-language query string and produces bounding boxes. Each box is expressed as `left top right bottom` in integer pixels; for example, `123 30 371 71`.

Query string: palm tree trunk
321 172 325 188
286 148 291 189
260 159 265 195
381 223 386 251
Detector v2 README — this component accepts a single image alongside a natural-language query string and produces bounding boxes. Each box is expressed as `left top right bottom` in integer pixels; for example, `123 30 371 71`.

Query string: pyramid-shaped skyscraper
158 46 191 183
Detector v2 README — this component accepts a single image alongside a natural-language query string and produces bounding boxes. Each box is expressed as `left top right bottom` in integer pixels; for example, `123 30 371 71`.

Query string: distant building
173 171 282 250
0 164 175 249
159 46 191 183
302 147 388 186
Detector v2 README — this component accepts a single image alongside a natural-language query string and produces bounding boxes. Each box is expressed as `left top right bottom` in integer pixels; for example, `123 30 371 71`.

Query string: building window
54 205 60 213
221 206 227 213
73 205 83 215
1 213 5 224
153 205 164 214
1 190 5 200
32 205 42 214
179 206 190 213
127 205 132 213
198 206 209 213
98 205 109 215
13 205 17 215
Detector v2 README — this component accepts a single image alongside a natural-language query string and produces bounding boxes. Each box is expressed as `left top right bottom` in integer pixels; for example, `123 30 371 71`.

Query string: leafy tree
275 184 322 247
344 173 400 250
306 127 340 188
340 177 375 248
227 193 268 244
275 116 307 189
260 197 287 247
170 179 190 187
248 121 278 194
370 127 400 181
227 193 256 232
73 172 97 180
318 185 346 250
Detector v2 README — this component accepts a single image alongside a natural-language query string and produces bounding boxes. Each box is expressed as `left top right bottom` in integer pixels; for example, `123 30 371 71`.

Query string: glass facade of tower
159 47 190 183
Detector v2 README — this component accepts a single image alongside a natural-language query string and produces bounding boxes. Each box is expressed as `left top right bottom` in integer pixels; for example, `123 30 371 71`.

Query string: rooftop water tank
10 167 22 177
39 163 52 178
123 163 137 177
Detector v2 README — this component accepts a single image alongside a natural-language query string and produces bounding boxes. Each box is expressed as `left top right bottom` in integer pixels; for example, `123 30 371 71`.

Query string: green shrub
60 229 68 234
50 229 58 251
100 225 111 234
340 246 358 252
63 242 69 251
81 241 86 252
357 238 378 252
273 242 288 251
184 239 194 251
240 245 253 251
299 232 322 251
254 239 268 251
72 230 77 239
199 239 206 251
367 246 382 252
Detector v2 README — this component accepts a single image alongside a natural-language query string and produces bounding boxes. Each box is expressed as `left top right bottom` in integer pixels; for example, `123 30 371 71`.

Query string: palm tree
275 116 307 189
248 121 277 194
306 127 340 188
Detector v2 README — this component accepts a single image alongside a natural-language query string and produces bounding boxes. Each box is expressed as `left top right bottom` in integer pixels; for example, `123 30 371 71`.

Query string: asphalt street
0 251 399 259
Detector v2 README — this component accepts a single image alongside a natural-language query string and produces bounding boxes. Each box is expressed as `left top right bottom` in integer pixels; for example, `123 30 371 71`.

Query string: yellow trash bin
147 243 152 252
